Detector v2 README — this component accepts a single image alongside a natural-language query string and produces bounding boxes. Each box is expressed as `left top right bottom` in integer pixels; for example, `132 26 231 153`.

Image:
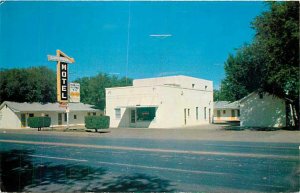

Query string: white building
105 75 213 128
0 101 103 129
239 92 286 127
213 101 240 123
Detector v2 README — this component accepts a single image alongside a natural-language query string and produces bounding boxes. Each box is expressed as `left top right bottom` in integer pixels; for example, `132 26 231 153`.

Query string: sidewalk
0 124 299 143
106 127 300 143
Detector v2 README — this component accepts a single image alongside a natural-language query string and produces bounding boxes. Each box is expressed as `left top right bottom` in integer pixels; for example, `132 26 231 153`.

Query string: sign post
48 50 75 129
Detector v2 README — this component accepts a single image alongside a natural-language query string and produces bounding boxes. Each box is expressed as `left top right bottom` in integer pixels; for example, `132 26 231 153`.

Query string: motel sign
47 50 75 103
69 82 80 103
60 62 68 101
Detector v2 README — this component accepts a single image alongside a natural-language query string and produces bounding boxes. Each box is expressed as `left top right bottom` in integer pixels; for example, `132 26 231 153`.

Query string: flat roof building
0 101 102 129
105 75 213 128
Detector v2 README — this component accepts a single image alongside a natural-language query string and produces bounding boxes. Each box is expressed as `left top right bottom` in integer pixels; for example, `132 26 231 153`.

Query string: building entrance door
184 109 187 125
209 108 211 123
231 110 235 120
130 109 136 127
58 113 62 125
21 114 26 127
131 109 136 123
217 110 221 118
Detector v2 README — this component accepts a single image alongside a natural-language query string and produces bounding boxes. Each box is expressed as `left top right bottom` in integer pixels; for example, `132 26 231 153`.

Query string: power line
125 2 131 84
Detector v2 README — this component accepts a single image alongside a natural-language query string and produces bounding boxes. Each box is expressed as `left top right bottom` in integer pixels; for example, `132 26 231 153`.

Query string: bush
85 116 110 132
27 117 51 131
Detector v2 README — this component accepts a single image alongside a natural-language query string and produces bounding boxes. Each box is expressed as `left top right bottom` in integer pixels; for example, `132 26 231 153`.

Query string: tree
252 1 299 126
0 67 132 111
75 73 132 110
218 2 299 126
219 43 268 101
0 67 56 103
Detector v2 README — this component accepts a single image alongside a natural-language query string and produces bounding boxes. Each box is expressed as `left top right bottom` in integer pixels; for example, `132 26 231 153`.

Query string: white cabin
239 92 286 128
0 101 102 129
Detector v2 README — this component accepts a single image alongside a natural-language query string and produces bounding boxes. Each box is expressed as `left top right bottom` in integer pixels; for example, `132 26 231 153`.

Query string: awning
116 97 158 108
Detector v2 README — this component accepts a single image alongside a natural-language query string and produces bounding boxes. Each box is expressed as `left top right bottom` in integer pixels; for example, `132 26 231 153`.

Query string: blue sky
0 1 267 88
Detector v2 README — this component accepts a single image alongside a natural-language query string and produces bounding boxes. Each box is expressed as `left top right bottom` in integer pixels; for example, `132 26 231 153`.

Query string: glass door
21 114 26 127
209 108 211 123
184 109 187 125
58 113 62 125
131 109 136 123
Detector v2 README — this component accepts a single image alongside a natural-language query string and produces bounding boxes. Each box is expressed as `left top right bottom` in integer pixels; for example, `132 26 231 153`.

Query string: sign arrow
47 55 73 64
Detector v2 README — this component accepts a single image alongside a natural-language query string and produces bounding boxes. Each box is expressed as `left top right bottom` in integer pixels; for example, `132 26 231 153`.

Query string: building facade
0 101 102 129
213 101 240 123
239 92 286 127
106 75 213 128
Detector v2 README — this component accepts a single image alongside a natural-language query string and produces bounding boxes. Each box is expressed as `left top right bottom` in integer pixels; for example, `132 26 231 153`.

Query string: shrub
27 117 51 131
85 116 110 132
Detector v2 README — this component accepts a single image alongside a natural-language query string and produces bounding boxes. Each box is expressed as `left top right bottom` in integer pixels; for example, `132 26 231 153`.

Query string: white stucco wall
44 111 102 127
106 76 213 128
48 111 102 126
240 93 286 127
133 75 213 91
0 109 102 129
0 106 21 129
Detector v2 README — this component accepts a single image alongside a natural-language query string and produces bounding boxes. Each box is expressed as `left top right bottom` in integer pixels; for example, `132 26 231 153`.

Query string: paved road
0 132 299 192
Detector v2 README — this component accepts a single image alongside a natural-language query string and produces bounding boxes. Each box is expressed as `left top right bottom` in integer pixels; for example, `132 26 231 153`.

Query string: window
237 110 240 117
88 112 91 116
188 109 190 117
205 85 207 90
115 108 121 119
93 112 96 116
192 84 195 88
259 93 263 99
74 115 77 119
29 113 34 117
204 107 207 120
223 110 226 114
196 107 199 120
45 114 49 117
137 107 156 121
64 113 67 122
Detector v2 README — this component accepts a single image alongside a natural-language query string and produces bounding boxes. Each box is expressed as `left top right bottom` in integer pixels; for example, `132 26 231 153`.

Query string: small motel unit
239 92 286 128
213 101 240 123
105 75 213 128
0 101 103 129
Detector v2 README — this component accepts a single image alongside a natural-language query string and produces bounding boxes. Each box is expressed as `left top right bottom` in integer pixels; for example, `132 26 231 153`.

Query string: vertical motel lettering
60 62 68 100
